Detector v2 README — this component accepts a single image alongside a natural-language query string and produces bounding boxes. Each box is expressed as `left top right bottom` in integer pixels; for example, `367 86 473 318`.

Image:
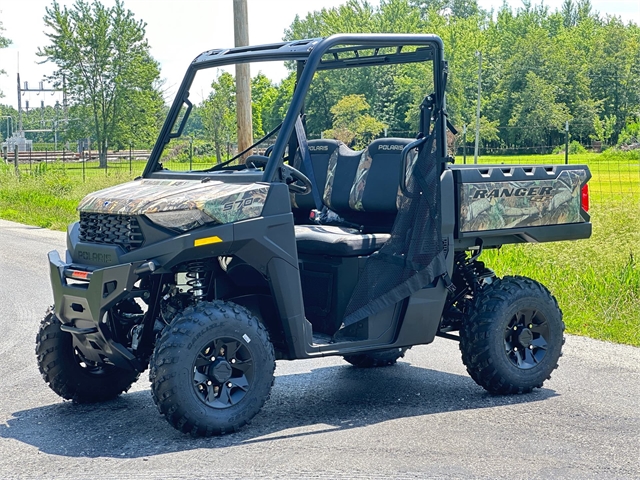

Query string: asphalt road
0 218 638 479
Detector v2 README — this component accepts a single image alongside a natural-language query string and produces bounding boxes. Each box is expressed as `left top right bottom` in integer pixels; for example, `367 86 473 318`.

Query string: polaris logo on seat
378 144 404 151
309 145 329 152
473 186 553 199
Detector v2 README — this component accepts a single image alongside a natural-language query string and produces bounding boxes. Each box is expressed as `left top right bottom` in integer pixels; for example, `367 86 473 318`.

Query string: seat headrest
306 139 343 155
367 138 413 156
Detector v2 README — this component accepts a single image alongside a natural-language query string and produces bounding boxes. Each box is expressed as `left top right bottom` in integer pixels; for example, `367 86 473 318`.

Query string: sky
0 0 638 113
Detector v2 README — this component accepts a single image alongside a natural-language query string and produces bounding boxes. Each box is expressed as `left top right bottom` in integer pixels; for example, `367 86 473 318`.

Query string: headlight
146 209 217 232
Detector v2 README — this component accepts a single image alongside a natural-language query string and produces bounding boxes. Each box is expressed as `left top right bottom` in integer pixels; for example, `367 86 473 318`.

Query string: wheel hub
517 328 533 348
209 358 233 383
192 336 255 409
504 309 550 370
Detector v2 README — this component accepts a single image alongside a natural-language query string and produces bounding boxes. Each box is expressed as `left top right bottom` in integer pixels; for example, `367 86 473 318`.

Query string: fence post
565 121 569 165
189 137 193 170
463 124 467 165
29 148 32 173
129 143 132 175
45 148 48 168
63 147 66 171
13 144 19 176
82 148 86 183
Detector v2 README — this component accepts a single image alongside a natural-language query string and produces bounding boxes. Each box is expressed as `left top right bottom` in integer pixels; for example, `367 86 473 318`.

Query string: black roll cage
142 33 448 180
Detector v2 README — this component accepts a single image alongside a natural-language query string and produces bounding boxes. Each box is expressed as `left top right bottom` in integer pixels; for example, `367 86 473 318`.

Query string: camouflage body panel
459 169 586 232
322 147 340 208
78 179 269 225
349 149 373 211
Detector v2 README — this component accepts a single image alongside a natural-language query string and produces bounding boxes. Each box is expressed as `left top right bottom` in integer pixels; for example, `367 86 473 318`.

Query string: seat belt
294 116 323 211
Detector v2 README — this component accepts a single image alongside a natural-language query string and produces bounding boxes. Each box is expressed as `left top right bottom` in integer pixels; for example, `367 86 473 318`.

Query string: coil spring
186 260 210 300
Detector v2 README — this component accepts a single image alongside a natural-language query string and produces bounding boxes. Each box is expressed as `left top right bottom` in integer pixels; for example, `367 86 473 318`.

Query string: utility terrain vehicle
38 34 592 436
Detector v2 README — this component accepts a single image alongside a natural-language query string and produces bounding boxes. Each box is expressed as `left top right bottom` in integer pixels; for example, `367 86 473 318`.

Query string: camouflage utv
37 34 591 436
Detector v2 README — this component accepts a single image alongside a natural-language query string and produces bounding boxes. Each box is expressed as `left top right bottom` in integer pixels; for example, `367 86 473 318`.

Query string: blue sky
0 0 638 110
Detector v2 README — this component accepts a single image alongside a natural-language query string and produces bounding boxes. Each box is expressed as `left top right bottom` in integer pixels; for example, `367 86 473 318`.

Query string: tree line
283 0 640 152
1 0 639 163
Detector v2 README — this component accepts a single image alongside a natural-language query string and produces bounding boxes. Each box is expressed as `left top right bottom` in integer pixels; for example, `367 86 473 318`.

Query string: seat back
291 139 343 221
328 138 415 231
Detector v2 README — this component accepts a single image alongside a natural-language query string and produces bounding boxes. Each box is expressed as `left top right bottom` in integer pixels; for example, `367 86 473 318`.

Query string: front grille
79 213 144 251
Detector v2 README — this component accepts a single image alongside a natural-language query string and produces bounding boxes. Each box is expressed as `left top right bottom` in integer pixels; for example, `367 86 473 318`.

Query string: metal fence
2 140 638 205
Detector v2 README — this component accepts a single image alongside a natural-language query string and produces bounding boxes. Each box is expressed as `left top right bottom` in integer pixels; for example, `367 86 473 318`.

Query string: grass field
1 152 638 346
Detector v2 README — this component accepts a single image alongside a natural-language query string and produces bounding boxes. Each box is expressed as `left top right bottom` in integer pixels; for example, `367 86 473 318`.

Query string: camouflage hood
78 179 270 224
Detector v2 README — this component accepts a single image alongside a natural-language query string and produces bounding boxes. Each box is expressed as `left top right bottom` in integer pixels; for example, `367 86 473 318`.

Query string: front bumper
48 250 142 370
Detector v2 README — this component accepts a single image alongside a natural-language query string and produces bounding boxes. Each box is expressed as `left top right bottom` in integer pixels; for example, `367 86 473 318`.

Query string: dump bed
450 164 591 249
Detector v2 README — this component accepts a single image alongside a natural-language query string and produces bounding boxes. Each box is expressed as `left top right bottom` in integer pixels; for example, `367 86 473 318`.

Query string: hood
78 179 270 224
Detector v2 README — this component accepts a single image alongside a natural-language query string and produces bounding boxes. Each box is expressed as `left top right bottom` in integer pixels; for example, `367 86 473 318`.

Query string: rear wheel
36 309 140 403
343 347 409 368
460 276 564 394
150 301 275 436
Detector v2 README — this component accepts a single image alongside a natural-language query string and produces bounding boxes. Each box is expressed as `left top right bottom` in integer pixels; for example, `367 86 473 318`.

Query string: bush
617 119 639 147
552 140 586 155
568 140 586 154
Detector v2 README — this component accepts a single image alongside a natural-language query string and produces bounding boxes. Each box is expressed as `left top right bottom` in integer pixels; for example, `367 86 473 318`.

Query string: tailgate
451 164 591 247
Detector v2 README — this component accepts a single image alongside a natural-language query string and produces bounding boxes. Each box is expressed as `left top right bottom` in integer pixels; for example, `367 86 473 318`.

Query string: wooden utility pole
233 0 253 161
473 51 482 164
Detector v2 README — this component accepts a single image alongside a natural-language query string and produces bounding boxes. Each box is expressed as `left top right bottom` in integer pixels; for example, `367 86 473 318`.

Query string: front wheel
150 301 275 436
35 309 140 403
460 276 564 394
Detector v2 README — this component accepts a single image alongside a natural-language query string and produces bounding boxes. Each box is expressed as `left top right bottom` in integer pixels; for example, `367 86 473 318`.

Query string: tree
323 94 386 148
38 0 162 167
201 72 236 164
508 72 569 149
591 114 617 145
251 73 278 137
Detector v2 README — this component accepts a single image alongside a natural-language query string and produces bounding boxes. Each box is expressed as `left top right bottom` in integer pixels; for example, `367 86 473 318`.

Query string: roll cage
142 34 448 181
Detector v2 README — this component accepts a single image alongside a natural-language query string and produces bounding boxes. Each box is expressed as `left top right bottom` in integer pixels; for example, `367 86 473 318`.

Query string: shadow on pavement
0 362 556 458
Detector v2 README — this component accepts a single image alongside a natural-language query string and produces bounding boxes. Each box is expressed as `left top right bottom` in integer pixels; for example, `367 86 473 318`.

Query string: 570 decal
222 197 255 211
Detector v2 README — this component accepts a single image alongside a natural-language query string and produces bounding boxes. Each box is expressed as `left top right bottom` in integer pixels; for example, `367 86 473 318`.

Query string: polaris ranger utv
37 34 591 436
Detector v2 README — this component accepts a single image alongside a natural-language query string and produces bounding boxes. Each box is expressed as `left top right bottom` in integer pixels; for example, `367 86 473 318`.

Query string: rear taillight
581 184 589 212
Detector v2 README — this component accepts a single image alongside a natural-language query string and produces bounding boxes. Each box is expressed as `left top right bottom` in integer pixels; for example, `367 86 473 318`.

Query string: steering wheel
245 155 312 195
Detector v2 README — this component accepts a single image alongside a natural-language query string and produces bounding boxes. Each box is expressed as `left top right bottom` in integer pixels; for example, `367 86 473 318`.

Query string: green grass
1 152 639 346
482 198 640 347
0 162 137 230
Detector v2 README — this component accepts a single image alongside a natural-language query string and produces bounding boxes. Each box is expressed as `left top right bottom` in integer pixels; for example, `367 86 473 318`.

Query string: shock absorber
185 260 210 301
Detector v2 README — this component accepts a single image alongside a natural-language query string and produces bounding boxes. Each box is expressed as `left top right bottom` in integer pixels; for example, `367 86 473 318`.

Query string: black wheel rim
503 308 549 370
192 337 254 409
